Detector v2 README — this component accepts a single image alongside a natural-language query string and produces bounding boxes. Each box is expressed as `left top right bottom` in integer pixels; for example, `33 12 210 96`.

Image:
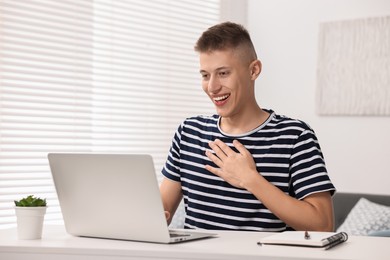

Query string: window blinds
0 0 218 228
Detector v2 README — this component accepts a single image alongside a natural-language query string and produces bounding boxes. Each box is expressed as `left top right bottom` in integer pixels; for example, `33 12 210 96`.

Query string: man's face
199 49 254 118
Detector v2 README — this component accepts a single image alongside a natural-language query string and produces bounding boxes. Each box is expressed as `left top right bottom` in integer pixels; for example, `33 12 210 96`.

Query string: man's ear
250 60 262 80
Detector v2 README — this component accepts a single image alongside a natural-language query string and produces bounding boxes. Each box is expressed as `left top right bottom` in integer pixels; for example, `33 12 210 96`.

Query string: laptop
48 153 216 243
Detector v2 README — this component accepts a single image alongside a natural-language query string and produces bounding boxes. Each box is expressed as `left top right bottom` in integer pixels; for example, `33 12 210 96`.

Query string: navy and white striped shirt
162 110 335 231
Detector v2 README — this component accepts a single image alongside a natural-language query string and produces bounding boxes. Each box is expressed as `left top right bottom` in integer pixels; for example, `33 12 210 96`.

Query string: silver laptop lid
48 153 172 243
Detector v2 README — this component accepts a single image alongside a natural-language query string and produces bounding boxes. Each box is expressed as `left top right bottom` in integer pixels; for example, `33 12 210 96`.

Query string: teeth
214 94 229 101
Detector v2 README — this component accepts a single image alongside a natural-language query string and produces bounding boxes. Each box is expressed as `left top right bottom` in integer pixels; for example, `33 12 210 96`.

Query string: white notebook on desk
258 231 348 250
48 153 217 244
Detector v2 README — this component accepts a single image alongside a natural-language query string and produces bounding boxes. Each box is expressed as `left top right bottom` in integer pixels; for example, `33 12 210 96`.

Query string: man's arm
245 174 334 231
160 177 183 225
205 139 334 231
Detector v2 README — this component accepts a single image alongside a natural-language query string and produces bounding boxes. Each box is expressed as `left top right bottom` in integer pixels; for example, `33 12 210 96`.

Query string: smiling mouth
213 94 230 103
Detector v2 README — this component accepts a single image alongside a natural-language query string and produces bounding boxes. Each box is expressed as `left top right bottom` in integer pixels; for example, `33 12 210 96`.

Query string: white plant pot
15 206 47 240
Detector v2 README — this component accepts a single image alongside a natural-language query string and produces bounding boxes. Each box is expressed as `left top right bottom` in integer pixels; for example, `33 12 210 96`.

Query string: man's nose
208 75 221 93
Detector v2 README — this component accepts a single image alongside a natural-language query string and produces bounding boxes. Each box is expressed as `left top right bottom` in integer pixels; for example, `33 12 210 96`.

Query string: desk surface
0 225 389 260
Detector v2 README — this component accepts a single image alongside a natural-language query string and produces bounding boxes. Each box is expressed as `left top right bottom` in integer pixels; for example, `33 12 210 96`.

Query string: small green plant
14 195 47 207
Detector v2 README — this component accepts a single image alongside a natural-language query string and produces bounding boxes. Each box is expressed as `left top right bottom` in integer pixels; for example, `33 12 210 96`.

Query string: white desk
0 225 389 260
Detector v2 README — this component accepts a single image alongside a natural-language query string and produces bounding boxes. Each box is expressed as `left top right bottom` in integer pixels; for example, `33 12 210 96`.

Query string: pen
304 231 311 240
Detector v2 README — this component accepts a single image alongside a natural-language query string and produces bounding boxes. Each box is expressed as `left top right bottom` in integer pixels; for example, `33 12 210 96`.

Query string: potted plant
14 195 47 239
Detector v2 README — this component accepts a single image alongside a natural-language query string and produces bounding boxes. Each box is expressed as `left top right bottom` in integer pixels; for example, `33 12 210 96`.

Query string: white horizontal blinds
0 0 95 227
91 0 217 168
0 0 218 228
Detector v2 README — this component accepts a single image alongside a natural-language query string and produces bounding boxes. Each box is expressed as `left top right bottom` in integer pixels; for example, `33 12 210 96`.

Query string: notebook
258 231 348 250
48 153 217 243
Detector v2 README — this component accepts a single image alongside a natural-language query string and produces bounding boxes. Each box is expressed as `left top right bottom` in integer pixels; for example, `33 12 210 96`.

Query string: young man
160 22 335 232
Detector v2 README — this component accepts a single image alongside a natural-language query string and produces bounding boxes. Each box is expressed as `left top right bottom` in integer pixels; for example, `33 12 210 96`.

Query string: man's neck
219 107 270 135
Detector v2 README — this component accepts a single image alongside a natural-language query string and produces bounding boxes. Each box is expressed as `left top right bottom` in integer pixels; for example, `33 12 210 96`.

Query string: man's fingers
233 139 249 155
205 164 222 178
164 211 171 223
208 140 227 159
206 149 223 168
209 139 235 157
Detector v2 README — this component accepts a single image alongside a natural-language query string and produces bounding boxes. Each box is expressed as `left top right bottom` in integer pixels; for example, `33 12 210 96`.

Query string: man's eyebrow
199 67 230 74
216 66 230 71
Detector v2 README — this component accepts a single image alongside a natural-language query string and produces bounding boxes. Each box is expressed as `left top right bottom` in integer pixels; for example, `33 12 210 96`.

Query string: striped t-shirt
162 110 335 231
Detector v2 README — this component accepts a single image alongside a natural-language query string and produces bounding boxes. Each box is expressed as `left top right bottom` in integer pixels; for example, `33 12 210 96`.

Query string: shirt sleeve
161 122 183 182
289 126 336 199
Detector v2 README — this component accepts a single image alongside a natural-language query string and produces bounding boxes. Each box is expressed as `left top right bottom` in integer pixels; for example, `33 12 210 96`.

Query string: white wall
247 0 390 195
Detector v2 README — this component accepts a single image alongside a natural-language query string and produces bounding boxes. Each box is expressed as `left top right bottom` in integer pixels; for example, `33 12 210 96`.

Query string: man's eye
201 74 209 80
219 71 229 77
